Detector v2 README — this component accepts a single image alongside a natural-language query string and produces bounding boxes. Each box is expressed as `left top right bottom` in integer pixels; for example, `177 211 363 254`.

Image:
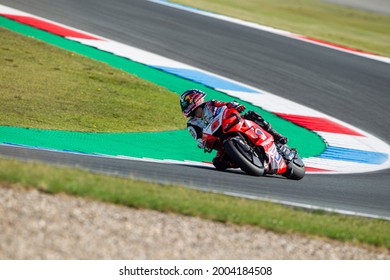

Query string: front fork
276 143 295 163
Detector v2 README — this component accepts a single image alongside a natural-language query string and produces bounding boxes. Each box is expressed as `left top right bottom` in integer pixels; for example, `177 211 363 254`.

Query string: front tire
223 138 264 176
284 158 305 180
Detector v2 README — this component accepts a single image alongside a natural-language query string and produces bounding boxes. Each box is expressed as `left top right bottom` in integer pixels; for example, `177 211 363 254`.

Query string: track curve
1 0 390 219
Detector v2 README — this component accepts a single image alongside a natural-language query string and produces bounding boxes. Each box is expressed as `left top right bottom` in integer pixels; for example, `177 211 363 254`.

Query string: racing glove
227 101 246 113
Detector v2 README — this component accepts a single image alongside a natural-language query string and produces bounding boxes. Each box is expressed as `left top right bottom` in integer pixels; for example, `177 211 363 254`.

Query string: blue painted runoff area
154 66 259 93
319 146 389 165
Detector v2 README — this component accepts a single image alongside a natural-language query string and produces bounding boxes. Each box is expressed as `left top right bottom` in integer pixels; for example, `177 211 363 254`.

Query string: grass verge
172 0 390 57
0 27 186 132
1 156 390 249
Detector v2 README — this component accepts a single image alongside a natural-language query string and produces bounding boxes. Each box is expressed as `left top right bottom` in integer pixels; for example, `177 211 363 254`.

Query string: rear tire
223 138 264 176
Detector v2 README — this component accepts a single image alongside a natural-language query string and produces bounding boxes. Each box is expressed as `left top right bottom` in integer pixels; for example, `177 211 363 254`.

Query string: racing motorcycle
202 106 305 180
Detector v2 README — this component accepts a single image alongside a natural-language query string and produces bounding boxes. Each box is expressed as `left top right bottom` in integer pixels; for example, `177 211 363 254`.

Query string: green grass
172 0 390 57
0 28 186 132
1 156 390 249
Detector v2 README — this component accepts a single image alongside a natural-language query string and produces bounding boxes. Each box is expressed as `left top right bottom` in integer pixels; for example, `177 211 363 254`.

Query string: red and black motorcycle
202 106 305 180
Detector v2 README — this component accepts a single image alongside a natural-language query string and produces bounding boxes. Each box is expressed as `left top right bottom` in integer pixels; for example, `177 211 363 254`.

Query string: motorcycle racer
180 89 288 170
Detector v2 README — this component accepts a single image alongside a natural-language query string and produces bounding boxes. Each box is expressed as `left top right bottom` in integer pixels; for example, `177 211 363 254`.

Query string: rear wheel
223 137 264 176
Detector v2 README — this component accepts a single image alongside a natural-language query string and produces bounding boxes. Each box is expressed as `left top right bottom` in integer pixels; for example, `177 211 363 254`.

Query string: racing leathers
186 100 242 170
187 100 235 149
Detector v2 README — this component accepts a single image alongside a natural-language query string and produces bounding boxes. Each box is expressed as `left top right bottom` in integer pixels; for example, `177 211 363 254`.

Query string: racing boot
243 111 288 144
267 127 288 145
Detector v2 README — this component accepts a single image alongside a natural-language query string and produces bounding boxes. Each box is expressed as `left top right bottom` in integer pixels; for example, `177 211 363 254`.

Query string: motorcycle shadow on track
183 164 293 181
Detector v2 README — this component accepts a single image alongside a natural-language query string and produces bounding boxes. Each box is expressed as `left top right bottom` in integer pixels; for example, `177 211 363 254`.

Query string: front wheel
283 154 306 180
223 137 264 176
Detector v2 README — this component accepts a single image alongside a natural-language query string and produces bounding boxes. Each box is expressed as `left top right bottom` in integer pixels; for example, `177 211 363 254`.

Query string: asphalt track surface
1 0 390 219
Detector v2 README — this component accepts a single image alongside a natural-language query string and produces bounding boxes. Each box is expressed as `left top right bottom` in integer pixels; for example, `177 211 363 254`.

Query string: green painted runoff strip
0 16 325 161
